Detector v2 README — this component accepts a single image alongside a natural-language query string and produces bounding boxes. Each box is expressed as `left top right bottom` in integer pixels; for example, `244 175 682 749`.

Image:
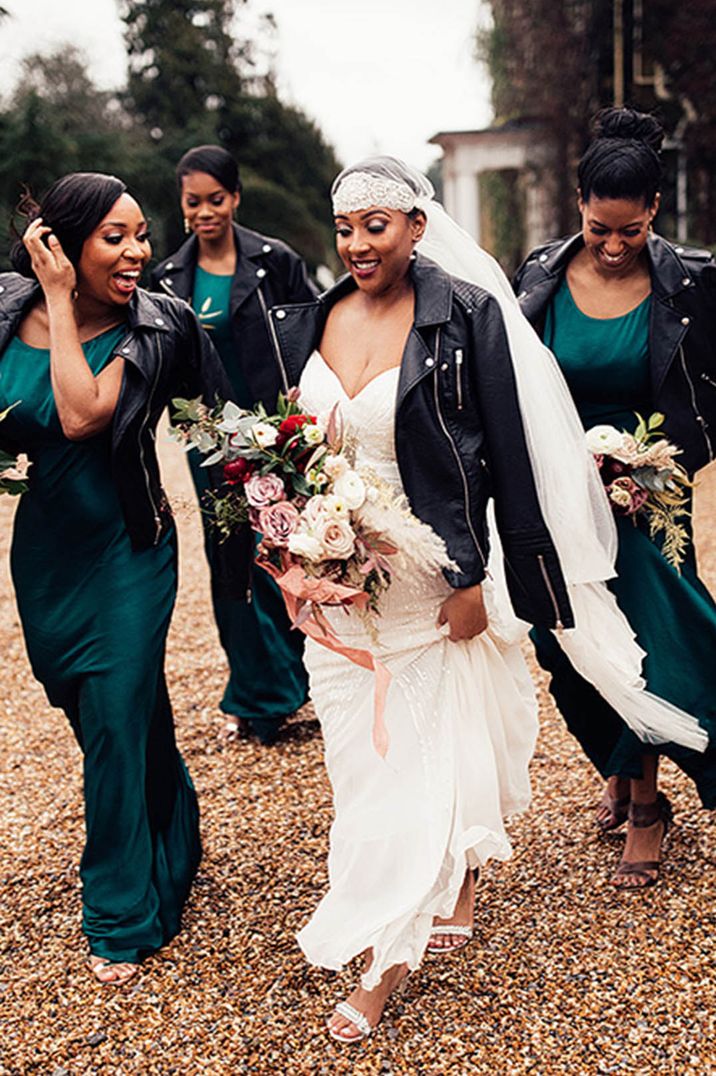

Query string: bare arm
24 220 124 441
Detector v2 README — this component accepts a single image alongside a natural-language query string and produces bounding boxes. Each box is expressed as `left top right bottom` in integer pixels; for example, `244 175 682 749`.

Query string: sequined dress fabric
296 352 539 988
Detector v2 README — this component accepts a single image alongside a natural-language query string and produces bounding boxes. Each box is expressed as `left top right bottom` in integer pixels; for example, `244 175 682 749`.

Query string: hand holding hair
23 217 77 301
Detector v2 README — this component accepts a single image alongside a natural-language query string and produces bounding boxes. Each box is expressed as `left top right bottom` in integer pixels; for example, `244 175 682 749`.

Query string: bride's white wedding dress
296 351 539 989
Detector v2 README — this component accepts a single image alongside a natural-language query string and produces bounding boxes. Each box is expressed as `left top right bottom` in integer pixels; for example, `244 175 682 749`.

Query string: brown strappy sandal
611 792 673 891
596 790 630 833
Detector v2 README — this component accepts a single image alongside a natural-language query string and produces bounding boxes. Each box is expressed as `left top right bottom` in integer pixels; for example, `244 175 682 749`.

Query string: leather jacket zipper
139 338 164 545
432 330 488 574
257 288 289 393
455 349 464 410
701 371 716 390
679 345 713 461
538 553 563 630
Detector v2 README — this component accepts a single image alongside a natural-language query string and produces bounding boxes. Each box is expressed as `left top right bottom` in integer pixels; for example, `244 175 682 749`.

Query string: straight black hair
176 145 242 194
578 107 664 207
11 173 128 279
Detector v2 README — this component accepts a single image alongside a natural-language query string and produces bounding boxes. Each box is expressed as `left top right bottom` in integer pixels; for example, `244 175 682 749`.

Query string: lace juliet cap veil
330 156 707 752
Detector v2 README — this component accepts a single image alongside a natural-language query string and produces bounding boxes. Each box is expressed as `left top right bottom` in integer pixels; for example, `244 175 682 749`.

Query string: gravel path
1 431 714 1076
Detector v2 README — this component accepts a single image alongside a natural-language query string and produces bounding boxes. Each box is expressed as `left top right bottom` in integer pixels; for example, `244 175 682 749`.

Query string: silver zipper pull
455 349 464 411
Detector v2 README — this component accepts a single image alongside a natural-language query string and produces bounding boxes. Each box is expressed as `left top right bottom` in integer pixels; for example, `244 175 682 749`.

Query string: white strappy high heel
426 923 473 956
328 1001 374 1043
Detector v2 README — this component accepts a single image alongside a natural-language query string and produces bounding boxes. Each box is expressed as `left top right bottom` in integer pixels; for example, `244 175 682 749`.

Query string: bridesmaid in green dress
0 173 230 982
151 146 315 746
514 108 716 890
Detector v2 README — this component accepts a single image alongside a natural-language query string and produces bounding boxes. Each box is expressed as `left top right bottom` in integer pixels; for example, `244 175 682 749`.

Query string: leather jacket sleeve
467 293 574 629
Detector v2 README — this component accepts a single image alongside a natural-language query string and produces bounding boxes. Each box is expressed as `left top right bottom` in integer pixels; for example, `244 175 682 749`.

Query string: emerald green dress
533 280 716 806
1 326 201 962
190 267 307 744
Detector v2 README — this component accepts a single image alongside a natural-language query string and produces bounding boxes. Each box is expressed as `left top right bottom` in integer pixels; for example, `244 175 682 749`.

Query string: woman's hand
23 219 76 302
437 584 488 642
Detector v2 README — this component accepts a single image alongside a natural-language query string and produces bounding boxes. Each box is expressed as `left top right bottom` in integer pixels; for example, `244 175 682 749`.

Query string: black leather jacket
267 255 574 629
150 222 317 410
0 273 232 549
514 233 716 476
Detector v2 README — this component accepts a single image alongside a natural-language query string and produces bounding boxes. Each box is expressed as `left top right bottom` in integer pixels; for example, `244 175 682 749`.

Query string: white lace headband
331 172 418 216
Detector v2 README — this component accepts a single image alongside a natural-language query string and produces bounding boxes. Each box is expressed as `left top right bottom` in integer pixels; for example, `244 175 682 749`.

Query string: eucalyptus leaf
200 449 226 467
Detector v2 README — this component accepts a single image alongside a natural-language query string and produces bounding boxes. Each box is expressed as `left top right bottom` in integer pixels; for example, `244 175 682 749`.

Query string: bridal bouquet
171 390 454 624
0 404 30 496
172 390 455 756
585 413 691 569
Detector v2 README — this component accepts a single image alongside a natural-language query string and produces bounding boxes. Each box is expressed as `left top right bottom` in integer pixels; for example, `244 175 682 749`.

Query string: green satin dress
190 266 308 744
1 326 201 962
533 280 716 805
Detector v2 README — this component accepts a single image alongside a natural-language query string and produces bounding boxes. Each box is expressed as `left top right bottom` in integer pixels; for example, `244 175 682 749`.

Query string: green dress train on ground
1 326 201 962
533 280 716 806
190 267 308 743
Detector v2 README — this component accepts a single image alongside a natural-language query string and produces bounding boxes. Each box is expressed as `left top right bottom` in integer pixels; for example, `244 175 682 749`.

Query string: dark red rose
223 458 254 485
279 414 310 436
600 457 630 484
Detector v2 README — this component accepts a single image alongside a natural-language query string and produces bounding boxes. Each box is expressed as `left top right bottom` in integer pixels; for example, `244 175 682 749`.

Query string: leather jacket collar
153 222 277 312
273 254 453 406
522 232 698 300
314 254 453 326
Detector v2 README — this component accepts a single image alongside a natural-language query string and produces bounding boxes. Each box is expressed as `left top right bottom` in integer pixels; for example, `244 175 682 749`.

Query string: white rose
303 495 330 525
332 469 366 510
585 425 625 456
303 423 324 446
288 531 324 561
323 453 349 480
315 516 356 560
251 421 279 449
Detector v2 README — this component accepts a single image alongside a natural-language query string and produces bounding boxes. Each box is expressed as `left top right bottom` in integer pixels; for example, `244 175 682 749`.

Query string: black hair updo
577 107 664 207
11 172 128 279
176 145 242 195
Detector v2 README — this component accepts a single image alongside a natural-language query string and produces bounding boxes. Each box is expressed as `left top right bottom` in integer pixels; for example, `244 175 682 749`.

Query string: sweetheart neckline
308 350 400 403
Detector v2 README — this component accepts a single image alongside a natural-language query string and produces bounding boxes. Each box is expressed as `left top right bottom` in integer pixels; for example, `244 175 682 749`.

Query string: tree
0 47 133 263
120 0 248 132
118 0 340 267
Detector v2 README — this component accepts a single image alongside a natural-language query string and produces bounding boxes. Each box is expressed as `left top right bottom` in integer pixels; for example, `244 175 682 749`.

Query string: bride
265 157 707 1042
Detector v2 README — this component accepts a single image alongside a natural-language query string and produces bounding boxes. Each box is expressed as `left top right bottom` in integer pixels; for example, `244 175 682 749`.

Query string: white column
454 169 480 243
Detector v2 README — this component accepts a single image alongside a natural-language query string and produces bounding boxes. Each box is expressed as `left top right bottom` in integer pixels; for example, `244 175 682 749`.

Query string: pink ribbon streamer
256 555 392 757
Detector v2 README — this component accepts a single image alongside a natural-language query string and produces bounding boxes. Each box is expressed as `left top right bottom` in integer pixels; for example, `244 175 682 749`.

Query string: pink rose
258 501 300 546
315 515 356 559
245 472 286 508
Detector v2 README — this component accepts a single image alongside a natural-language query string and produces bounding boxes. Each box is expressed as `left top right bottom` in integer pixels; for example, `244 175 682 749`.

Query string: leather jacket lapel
152 235 196 302
647 235 694 395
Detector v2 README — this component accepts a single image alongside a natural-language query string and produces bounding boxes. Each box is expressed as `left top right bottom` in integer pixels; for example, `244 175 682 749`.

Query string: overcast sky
0 0 493 169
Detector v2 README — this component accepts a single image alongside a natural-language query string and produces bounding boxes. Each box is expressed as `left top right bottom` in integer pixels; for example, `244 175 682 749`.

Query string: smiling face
334 207 426 295
76 193 151 305
180 171 239 241
578 192 659 275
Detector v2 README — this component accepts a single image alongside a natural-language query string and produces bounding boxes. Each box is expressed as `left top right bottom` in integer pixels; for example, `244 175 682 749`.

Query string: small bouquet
0 404 30 496
585 412 692 570
171 390 455 755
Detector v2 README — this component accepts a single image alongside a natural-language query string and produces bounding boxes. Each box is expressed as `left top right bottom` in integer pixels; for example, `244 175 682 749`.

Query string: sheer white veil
331 157 707 751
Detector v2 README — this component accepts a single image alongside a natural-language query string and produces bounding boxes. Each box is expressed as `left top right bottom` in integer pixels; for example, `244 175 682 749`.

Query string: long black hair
577 107 664 207
176 145 242 194
11 172 128 279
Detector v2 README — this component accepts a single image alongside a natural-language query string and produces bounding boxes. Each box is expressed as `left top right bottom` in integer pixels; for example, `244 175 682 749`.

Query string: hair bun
592 107 664 154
